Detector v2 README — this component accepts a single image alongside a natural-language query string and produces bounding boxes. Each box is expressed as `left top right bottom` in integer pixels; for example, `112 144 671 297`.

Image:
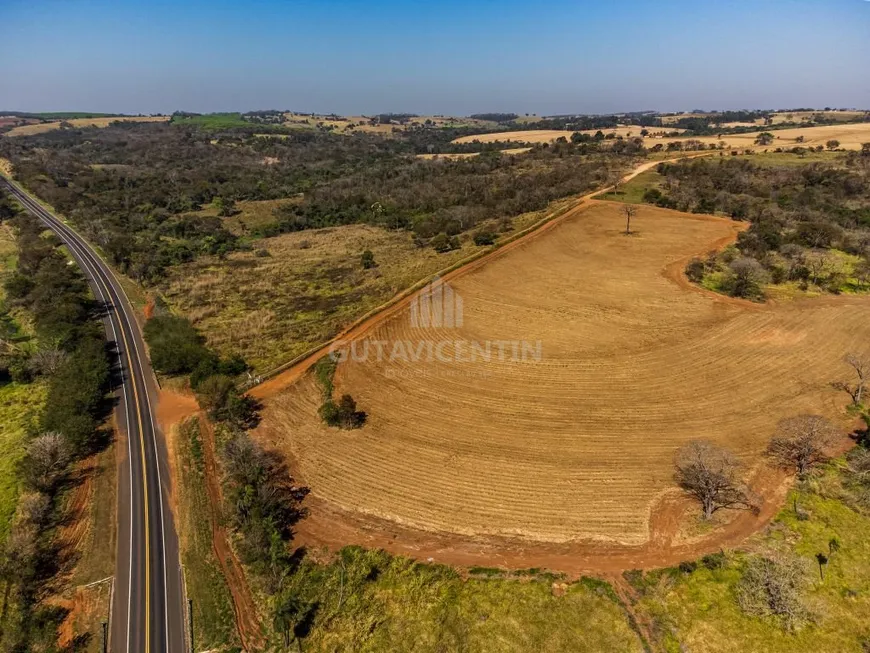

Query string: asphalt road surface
2 178 186 652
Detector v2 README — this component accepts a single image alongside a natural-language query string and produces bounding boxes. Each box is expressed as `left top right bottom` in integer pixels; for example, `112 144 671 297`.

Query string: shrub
196 374 260 429
320 394 367 429
430 233 459 253
360 249 377 269
685 257 705 283
143 315 211 376
723 257 768 300
473 230 496 246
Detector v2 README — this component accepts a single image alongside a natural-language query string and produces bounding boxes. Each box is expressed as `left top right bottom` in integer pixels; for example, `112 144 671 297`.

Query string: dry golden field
3 115 168 137
257 201 868 547
655 122 870 151
281 112 496 135
452 129 576 144
453 122 870 150
662 110 866 125
452 126 682 145
160 225 483 371
415 147 532 160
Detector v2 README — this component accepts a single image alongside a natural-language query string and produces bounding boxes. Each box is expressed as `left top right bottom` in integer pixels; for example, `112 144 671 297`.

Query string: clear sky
2 0 869 116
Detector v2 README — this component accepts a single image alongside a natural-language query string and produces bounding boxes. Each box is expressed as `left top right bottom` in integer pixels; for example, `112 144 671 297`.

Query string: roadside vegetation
172 416 241 650
0 191 112 650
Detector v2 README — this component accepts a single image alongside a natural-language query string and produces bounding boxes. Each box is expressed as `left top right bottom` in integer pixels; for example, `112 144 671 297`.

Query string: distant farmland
4 115 168 137
453 122 870 151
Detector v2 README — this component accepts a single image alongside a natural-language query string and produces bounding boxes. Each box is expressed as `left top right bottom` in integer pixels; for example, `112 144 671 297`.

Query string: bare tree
674 441 753 519
28 347 67 376
831 352 869 406
737 553 810 631
622 204 637 235
22 432 71 493
16 492 51 528
766 415 838 478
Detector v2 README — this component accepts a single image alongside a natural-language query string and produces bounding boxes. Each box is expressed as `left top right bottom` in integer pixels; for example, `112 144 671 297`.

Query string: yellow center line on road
17 186 154 652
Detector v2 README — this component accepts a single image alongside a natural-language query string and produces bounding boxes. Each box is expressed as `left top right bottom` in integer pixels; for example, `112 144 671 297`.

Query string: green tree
143 315 210 375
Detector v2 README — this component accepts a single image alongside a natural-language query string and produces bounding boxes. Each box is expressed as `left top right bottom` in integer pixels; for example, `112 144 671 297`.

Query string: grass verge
278 546 644 652
174 416 241 651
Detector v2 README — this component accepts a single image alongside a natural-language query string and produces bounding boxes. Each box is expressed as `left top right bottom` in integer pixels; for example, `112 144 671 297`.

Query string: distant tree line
0 120 643 280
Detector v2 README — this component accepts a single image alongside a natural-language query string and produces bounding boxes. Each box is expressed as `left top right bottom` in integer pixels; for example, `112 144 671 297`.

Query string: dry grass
160 225 484 371
258 201 868 547
452 129 577 144
452 126 684 145
190 197 300 235
0 157 12 177
453 123 870 151
416 147 532 160
651 122 870 152
4 116 168 137
280 113 496 136
663 110 866 128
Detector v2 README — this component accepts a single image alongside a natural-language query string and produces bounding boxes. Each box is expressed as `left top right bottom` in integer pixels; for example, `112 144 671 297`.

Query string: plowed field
258 201 867 546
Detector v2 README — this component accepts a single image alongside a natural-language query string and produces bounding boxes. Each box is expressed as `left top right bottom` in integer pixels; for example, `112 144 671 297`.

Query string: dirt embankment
196 415 264 651
158 390 263 651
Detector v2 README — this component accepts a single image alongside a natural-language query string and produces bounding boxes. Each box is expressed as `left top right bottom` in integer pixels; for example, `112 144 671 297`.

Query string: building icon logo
410 276 463 329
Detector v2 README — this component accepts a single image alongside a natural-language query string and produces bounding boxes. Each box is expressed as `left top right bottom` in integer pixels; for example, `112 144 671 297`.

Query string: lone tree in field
622 204 637 235
826 139 840 150
766 414 838 478
755 132 775 146
674 441 752 520
831 352 869 407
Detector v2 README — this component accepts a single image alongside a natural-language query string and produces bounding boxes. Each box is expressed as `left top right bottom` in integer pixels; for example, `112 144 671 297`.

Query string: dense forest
646 153 870 299
0 122 638 283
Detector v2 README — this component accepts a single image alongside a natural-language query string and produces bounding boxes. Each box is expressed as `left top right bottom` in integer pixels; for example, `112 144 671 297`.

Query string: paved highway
1 178 186 652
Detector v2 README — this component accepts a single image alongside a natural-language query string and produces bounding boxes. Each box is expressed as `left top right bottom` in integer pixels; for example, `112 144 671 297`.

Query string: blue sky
2 0 869 115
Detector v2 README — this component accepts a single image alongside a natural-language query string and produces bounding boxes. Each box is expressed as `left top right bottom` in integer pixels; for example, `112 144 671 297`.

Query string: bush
723 257 768 300
678 561 698 574
473 230 496 246
196 374 259 429
143 315 211 376
430 233 460 253
685 257 705 283
360 249 377 269
320 394 367 429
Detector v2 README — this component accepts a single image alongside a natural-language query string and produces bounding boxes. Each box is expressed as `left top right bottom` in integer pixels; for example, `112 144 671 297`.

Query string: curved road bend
1 178 186 652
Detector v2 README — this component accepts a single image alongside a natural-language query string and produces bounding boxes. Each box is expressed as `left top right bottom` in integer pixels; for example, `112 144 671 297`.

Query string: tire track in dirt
607 574 656 653
196 414 264 652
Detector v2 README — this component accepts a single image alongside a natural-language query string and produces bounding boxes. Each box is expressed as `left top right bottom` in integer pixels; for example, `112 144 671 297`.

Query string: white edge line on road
10 187 137 653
